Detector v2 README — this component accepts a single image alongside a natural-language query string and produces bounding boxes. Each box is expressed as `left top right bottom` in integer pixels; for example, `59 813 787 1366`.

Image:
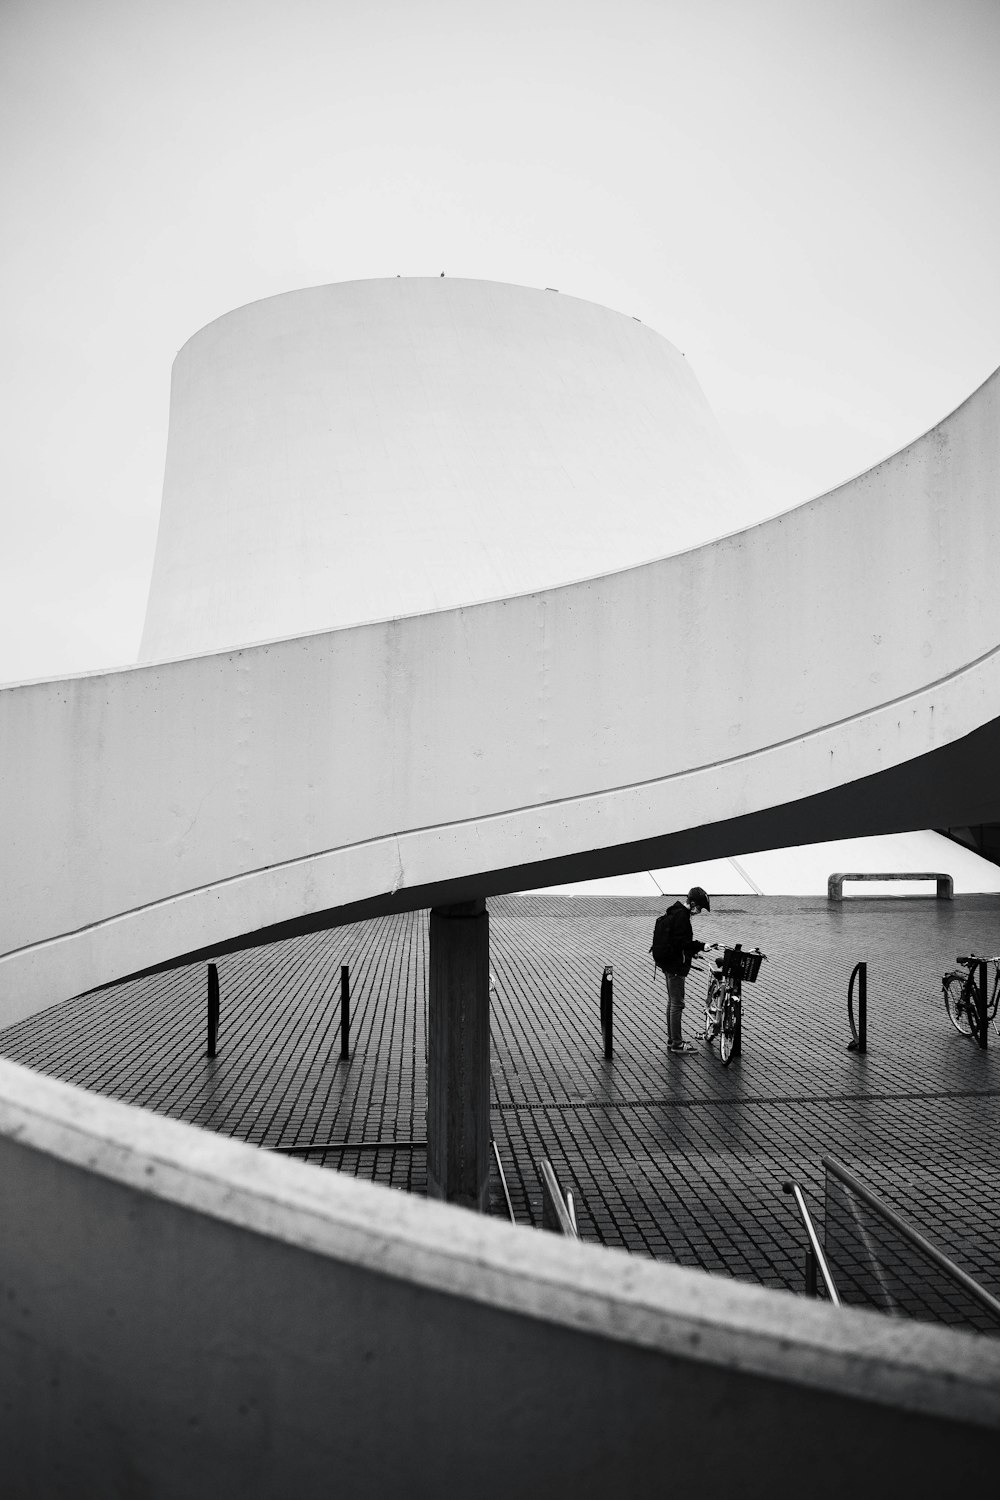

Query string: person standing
654 886 710 1055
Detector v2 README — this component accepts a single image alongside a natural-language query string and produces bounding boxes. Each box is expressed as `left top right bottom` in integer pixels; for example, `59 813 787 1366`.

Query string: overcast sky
1 0 998 685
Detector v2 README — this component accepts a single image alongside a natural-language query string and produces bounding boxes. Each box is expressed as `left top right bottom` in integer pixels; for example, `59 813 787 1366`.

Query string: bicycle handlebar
704 942 769 961
957 954 1000 965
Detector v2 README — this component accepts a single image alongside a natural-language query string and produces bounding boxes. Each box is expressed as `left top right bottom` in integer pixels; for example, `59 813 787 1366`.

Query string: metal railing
492 1137 516 1223
268 1131 518 1227
270 1138 425 1155
540 1158 579 1238
782 1180 841 1304
823 1155 1000 1332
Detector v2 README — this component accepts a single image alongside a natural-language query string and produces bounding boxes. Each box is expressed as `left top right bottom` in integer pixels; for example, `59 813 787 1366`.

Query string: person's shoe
668 1041 697 1055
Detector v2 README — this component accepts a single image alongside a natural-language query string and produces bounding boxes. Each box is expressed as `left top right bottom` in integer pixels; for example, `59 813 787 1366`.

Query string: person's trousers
666 972 685 1045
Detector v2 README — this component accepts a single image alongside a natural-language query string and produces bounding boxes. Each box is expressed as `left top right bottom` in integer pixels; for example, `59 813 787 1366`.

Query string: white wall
2 363 999 1022
1 1056 995 1496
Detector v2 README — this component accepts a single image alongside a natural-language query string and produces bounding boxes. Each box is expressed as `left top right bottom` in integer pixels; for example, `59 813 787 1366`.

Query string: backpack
650 912 671 970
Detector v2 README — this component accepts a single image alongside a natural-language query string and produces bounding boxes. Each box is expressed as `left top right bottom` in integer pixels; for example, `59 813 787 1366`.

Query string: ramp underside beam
103 709 1000 985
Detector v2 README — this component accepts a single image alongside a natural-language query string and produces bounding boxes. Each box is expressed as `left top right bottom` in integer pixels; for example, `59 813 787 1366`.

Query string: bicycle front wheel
704 976 721 1044
943 973 975 1036
720 994 738 1066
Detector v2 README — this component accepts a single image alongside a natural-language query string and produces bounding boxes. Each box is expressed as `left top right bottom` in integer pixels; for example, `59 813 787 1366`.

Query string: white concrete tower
139 278 760 661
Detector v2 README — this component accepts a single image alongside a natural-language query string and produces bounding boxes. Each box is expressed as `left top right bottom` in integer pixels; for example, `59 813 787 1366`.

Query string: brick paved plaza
3 893 999 1302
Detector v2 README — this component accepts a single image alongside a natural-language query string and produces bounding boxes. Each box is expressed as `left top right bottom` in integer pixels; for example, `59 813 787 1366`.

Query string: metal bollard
847 961 867 1053
600 964 613 1059
340 964 351 1060
977 959 989 1050
206 962 219 1058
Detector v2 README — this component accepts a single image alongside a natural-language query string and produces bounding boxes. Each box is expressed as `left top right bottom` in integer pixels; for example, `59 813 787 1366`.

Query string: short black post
848 961 867 1053
600 965 613 1059
977 959 989 1050
733 944 743 1056
805 1245 818 1298
206 963 219 1059
340 964 351 1060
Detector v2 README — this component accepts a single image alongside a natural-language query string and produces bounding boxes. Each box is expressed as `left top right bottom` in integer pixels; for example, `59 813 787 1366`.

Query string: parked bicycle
942 954 1000 1038
702 943 767 1066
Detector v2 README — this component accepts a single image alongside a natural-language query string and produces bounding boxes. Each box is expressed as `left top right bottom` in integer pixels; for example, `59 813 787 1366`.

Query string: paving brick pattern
3 894 999 1306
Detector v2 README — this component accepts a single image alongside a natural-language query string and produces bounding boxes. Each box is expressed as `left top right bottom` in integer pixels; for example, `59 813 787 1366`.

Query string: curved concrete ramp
1 1056 996 1493
1 310 999 1019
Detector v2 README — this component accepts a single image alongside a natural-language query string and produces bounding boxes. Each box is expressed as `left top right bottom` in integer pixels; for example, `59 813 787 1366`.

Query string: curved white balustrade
2 1055 996 1491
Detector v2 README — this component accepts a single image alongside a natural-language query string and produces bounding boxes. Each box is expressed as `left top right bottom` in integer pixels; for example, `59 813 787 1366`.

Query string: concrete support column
427 898 490 1212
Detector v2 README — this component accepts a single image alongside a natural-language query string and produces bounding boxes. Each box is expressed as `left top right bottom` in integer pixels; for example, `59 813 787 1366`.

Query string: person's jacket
662 901 705 976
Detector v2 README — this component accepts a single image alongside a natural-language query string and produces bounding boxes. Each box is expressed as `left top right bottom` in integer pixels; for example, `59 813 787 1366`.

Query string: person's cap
688 886 710 912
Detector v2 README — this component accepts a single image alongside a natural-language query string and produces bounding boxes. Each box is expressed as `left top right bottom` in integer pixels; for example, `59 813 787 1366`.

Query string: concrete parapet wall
0 1056 996 1496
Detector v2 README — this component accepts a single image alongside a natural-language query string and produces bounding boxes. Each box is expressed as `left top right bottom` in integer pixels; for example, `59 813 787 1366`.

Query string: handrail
492 1137 516 1224
540 1158 579 1238
782 1180 841 1305
824 1155 1000 1322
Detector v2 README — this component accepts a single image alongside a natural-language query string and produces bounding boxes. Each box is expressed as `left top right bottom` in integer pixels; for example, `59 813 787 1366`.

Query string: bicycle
702 943 767 1066
942 954 1000 1038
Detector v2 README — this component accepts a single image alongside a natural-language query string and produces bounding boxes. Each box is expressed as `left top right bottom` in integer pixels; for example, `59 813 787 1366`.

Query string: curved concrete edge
1 1054 997 1431
3 641 998 1023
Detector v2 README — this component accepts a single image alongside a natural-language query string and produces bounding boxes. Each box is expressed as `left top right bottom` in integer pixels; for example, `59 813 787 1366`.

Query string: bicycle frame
703 945 765 1065
703 961 742 1064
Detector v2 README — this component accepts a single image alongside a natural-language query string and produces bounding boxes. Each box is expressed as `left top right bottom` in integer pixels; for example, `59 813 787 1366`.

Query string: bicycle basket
721 947 763 983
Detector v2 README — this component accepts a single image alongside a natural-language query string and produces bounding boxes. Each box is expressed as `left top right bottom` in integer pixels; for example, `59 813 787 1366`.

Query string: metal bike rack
847 961 867 1053
976 958 989 1050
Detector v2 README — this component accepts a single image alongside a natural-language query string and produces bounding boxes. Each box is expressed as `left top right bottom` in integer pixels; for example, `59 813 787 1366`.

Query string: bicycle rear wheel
943 973 975 1036
720 993 738 1066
